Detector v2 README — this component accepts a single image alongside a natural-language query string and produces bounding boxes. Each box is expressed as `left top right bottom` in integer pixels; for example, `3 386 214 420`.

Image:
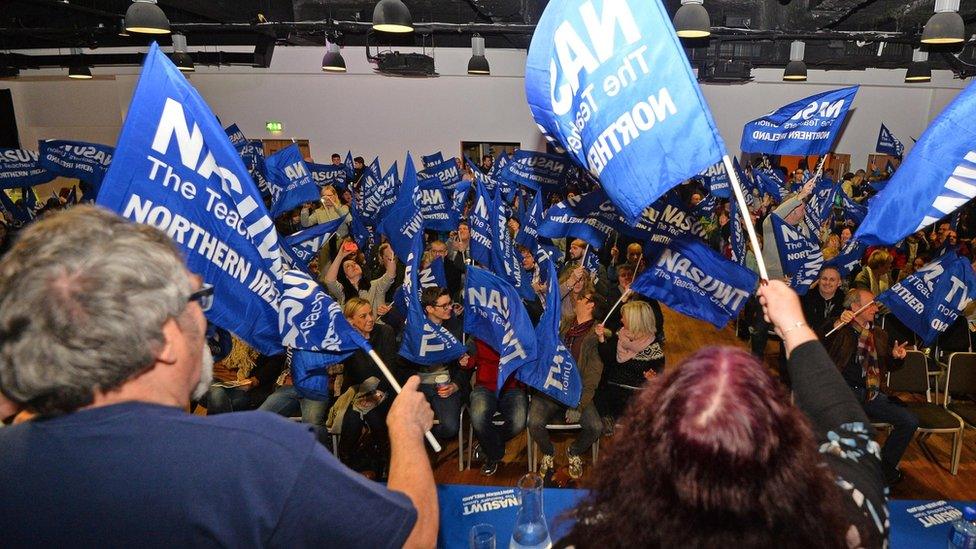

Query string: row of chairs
883 350 976 475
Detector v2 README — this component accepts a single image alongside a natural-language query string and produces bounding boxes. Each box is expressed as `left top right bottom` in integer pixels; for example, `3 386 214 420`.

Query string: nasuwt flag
856 80 976 245
417 176 459 232
875 250 976 345
468 180 496 267
876 123 905 157
516 254 582 408
770 214 823 295
645 193 709 246
223 124 270 197
499 150 570 190
632 235 758 328
515 190 544 252
399 234 467 365
524 0 726 222
37 139 114 185
308 161 348 189
96 42 361 357
490 187 536 302
284 216 346 266
344 151 355 180
360 161 399 221
729 195 747 265
0 188 31 224
837 190 867 225
290 303 372 400
699 160 731 198
825 238 866 278
0 149 54 189
349 200 377 251
264 144 319 218
422 151 444 170
393 257 447 315
741 86 859 156
732 157 759 209
463 266 539 391
537 191 612 249
420 158 463 193
378 155 424 260
754 168 786 202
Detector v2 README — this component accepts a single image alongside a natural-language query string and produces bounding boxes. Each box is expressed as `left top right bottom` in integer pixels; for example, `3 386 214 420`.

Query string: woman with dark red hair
561 281 887 548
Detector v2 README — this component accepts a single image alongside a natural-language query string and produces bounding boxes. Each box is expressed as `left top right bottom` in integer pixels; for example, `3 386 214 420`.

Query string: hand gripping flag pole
600 288 632 327
823 300 876 339
366 349 443 453
723 155 769 281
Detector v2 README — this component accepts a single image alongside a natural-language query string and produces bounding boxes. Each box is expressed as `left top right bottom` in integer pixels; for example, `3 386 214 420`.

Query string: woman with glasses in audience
559 281 886 548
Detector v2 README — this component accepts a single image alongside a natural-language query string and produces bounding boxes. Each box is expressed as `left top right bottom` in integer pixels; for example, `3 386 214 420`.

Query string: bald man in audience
0 206 438 548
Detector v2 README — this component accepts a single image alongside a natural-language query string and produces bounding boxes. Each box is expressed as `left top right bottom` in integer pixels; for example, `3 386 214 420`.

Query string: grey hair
0 205 191 416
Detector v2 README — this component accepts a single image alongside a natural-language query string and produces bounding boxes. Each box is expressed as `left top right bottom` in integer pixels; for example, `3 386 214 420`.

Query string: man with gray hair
0 206 438 548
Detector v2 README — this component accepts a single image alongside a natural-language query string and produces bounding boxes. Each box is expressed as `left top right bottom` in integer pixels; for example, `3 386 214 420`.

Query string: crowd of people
1 149 974 547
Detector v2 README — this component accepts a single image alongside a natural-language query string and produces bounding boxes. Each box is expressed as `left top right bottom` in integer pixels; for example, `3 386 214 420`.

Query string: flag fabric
489 151 510 180
515 256 582 408
515 190 544 253
699 160 731 198
770 214 824 295
856 80 976 245
837 190 867 225
393 256 447 314
359 161 399 222
344 151 355 180
37 139 114 185
732 157 759 209
264 144 319 218
463 266 539 391
729 195 747 266
802 184 838 236
422 151 444 169
398 234 467 365
468 181 496 267
0 189 31 225
284 216 346 266
876 123 905 157
223 125 269 197
537 192 612 249
290 299 372 400
499 150 570 190
825 238 866 278
693 193 719 218
631 235 757 328
0 149 54 189
308 161 348 189
95 42 353 357
349 200 377 251
646 193 709 246
420 158 463 193
741 86 859 156
754 168 786 202
524 0 727 222
875 250 976 345
582 246 602 275
378 155 424 260
449 179 471 227
490 187 536 302
417 176 459 231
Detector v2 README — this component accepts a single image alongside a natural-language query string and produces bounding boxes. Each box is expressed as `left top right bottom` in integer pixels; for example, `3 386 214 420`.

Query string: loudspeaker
0 90 19 148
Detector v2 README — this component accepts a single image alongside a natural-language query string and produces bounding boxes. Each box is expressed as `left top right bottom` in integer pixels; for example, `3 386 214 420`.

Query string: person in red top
463 337 528 476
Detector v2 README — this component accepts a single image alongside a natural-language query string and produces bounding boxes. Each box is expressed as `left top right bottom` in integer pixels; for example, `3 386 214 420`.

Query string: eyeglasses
432 301 453 310
576 295 593 303
188 284 214 312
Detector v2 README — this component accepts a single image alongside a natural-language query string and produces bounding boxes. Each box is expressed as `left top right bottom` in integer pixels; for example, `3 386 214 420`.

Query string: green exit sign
265 120 283 133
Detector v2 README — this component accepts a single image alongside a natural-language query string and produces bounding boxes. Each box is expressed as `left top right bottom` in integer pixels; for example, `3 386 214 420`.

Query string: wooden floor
431 305 976 501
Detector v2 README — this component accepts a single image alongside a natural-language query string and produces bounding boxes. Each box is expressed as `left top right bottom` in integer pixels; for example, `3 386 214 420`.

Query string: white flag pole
722 155 769 281
823 301 876 339
366 349 443 453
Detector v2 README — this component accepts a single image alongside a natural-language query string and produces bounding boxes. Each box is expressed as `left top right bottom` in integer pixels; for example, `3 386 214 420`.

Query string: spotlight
674 0 711 39
171 33 194 72
906 49 932 82
783 41 807 81
922 0 964 44
372 0 413 33
467 34 490 75
125 0 170 35
68 47 92 79
322 42 346 72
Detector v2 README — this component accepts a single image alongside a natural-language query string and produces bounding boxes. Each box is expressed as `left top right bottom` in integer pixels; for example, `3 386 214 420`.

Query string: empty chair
944 352 976 473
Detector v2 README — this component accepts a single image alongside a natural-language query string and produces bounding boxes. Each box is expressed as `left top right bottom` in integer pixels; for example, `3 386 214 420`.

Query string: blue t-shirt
0 402 416 548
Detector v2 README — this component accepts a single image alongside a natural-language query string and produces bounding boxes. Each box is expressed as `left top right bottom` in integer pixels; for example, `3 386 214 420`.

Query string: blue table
437 486 973 549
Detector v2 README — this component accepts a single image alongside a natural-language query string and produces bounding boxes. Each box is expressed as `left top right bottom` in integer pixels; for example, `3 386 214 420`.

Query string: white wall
2 45 968 170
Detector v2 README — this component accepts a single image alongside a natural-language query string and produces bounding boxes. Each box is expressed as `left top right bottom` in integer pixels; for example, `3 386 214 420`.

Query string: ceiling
1 0 975 76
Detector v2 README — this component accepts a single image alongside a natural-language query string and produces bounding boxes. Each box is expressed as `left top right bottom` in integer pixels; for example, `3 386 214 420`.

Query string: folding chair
944 352 976 473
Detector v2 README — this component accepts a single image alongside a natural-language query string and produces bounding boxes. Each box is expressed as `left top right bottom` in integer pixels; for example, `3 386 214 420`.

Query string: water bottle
510 473 552 549
948 506 976 549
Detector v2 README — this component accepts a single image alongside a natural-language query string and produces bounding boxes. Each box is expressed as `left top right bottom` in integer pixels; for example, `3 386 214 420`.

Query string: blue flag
825 238 866 278
0 149 54 189
770 214 823 295
524 0 727 222
38 139 114 186
223 125 269 198
802 184 837 236
489 151 510 180
399 234 467 365
359 161 399 222
754 168 786 202
741 86 859 155
699 160 731 199
857 81 976 245
732 157 759 209
95 43 353 357
729 195 747 266
417 176 459 232
422 151 444 169
393 257 447 315
876 123 905 157
463 266 539 390
499 150 570 190
420 158 463 193
515 190 544 252
0 189 31 225
632 235 758 328
516 256 582 408
537 192 611 249
379 154 425 260
468 181 496 267
264 144 319 218
450 180 471 228
490 188 536 302
876 250 976 345
284 216 346 266
308 161 348 190
224 124 247 147
349 200 377 251
290 298 372 400
837 190 867 225
693 193 719 218
344 151 355 180
646 193 709 246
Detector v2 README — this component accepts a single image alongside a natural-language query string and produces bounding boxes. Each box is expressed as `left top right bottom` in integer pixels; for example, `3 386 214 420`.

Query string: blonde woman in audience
853 249 894 295
822 233 841 261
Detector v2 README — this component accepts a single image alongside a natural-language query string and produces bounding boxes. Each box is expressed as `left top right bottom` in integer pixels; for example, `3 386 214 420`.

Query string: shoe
883 467 904 486
472 443 483 463
538 454 555 476
567 453 583 479
481 460 499 477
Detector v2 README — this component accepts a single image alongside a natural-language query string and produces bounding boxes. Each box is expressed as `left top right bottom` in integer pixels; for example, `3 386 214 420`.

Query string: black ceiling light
922 0 965 45
674 0 711 39
372 0 413 33
171 33 194 72
117 18 130 37
321 42 346 72
68 48 92 80
906 48 932 82
467 34 490 75
783 40 807 81
125 0 170 35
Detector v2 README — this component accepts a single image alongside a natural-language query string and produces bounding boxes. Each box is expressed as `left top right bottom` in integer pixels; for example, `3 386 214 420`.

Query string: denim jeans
257 385 329 427
469 386 527 462
860 390 920 473
201 386 251 415
419 383 462 440
527 395 602 457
